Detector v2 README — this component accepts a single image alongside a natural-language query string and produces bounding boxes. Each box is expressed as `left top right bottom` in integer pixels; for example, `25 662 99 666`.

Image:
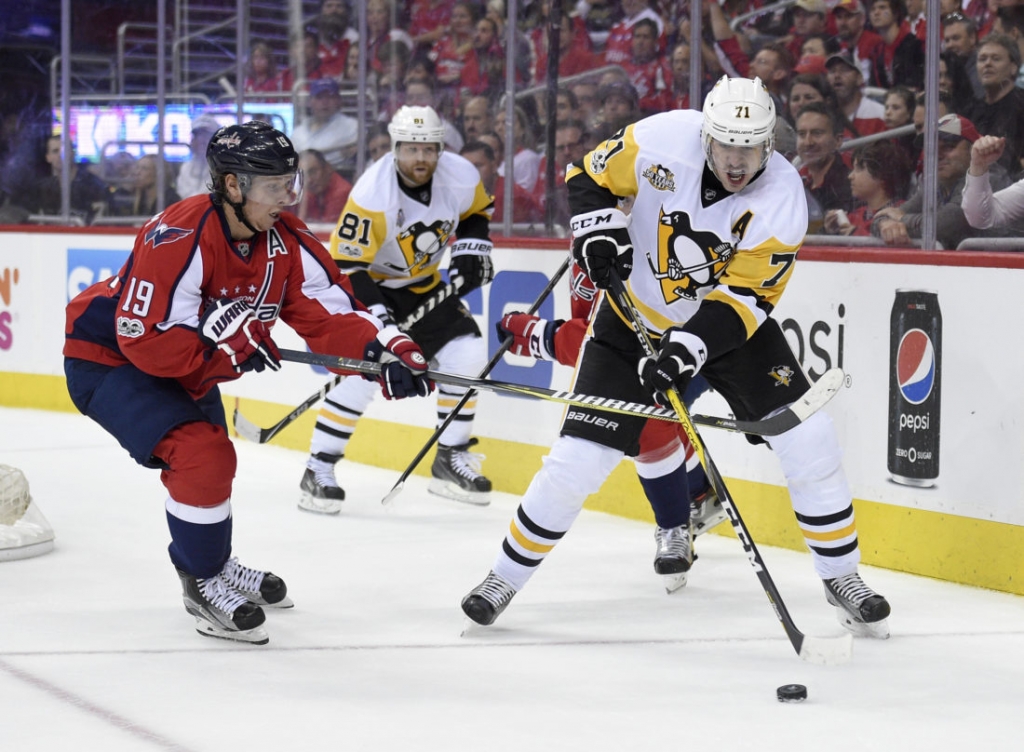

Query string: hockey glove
638 328 708 406
570 208 632 290
363 326 434 400
496 312 563 361
449 238 495 294
199 298 281 374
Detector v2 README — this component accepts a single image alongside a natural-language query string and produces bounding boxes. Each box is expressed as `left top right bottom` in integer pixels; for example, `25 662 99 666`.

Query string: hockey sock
165 498 232 579
639 462 690 530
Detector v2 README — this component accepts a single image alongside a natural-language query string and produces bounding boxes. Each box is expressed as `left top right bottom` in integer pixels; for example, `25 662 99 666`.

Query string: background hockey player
63 122 431 645
300 105 496 512
496 260 727 593
462 77 891 639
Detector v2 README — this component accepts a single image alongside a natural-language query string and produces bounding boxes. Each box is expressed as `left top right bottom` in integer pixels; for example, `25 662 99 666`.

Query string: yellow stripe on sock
801 521 857 542
509 521 555 554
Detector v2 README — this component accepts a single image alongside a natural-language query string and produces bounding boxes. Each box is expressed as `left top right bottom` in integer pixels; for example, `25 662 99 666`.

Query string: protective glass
244 172 304 206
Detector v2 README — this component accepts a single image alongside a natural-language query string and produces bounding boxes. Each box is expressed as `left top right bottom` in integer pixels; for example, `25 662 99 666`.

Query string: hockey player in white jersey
300 105 496 511
461 77 891 638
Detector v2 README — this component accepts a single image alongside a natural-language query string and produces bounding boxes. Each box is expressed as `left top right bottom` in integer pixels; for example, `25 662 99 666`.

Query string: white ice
1 405 1022 751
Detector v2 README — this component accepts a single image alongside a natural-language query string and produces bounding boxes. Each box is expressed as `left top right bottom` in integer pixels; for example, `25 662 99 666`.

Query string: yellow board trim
4 371 1023 596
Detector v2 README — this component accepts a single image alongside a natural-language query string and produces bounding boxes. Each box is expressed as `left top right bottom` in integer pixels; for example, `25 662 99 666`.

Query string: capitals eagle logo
648 208 735 303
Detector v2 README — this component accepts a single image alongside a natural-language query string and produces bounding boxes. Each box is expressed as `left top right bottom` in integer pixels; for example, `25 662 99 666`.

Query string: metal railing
956 237 1024 251
50 54 116 107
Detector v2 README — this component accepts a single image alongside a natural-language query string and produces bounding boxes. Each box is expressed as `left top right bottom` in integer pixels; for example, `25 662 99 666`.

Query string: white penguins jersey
567 109 807 339
328 151 493 293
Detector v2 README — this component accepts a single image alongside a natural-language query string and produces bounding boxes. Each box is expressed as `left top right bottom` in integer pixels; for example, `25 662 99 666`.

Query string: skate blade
251 595 295 609
428 479 491 506
692 508 728 537
193 618 269 645
298 493 342 515
835 608 891 639
662 572 688 594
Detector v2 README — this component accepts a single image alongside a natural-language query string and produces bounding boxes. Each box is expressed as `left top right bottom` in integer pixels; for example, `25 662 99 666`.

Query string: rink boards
1 228 1022 595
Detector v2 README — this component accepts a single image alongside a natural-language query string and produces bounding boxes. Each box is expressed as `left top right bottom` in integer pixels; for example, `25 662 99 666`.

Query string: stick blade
381 482 404 506
797 632 854 666
791 368 845 423
232 408 264 443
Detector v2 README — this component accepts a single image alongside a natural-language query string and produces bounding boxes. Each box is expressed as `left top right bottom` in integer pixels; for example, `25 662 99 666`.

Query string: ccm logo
570 214 615 232
565 411 619 430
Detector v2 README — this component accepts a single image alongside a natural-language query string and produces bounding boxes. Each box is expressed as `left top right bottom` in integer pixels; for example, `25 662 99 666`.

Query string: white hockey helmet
701 76 776 175
388 105 446 155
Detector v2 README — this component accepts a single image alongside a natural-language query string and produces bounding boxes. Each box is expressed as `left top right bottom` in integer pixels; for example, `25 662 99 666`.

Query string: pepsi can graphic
887 289 941 486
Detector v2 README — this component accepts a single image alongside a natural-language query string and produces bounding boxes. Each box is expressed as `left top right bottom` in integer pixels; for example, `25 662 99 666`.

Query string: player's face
237 173 303 233
395 142 440 186
708 139 765 192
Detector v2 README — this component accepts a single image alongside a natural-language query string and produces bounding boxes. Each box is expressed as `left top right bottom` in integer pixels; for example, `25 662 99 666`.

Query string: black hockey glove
363 326 434 400
638 328 708 406
449 238 494 294
198 298 281 374
570 207 632 290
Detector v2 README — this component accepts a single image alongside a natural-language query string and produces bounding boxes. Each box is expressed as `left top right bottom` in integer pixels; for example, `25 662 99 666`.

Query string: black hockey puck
776 684 808 703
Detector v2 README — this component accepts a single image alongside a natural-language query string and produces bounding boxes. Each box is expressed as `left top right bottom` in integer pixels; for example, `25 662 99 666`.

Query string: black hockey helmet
206 120 298 178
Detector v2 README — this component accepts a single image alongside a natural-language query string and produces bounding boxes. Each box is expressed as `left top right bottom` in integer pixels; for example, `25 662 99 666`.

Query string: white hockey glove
570 207 633 290
199 298 281 374
449 238 494 294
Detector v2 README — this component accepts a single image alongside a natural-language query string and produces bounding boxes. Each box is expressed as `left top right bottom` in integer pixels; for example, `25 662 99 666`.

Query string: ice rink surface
1 405 1022 751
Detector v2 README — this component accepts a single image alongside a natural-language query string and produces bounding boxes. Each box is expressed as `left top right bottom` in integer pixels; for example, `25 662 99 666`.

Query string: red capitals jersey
64 194 381 399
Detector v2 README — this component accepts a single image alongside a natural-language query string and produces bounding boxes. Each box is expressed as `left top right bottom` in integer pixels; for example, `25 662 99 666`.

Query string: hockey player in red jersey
496 261 727 593
63 121 432 645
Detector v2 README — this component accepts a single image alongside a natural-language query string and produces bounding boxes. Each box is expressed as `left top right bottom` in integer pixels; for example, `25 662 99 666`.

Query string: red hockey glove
496 312 563 361
363 326 433 400
199 298 281 374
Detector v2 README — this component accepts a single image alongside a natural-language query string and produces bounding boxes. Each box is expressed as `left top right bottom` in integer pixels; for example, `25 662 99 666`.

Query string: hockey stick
275 348 841 435
607 273 852 666
232 278 467 444
381 254 573 505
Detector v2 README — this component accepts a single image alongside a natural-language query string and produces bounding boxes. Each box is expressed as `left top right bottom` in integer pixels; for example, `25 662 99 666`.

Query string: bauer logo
896 329 935 405
67 248 131 302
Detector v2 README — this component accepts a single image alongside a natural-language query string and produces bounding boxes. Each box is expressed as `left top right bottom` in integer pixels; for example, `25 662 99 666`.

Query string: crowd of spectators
4 0 1024 245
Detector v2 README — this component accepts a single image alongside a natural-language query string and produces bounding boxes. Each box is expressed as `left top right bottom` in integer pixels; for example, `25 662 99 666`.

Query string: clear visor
244 172 304 206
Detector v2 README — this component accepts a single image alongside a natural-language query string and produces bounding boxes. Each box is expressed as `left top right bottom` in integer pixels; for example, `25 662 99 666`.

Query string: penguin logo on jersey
642 164 676 192
395 219 454 275
589 134 625 175
769 365 795 387
648 208 734 302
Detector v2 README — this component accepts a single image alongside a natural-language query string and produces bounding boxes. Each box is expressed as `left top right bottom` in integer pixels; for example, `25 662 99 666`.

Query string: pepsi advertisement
887 290 942 487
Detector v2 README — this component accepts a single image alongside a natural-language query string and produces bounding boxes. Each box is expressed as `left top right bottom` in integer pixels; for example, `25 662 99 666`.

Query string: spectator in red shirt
532 11 601 83
408 0 451 50
831 0 885 86
621 18 673 115
366 0 413 75
867 0 925 89
603 0 665 67
460 140 542 224
786 0 830 64
531 118 587 226
316 0 358 79
281 28 328 92
297 149 352 224
430 2 478 91
826 51 887 137
243 41 284 94
907 0 927 41
823 140 911 235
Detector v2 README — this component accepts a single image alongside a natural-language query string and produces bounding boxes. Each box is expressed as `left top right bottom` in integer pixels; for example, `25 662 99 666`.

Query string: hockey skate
691 486 728 537
823 572 891 639
221 556 294 608
653 522 694 593
429 439 491 505
176 568 269 645
461 571 517 627
299 453 344 515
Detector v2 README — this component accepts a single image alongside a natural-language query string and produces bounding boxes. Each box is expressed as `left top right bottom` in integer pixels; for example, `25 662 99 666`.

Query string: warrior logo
642 163 676 192
394 219 454 276
769 365 795 386
647 207 734 303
